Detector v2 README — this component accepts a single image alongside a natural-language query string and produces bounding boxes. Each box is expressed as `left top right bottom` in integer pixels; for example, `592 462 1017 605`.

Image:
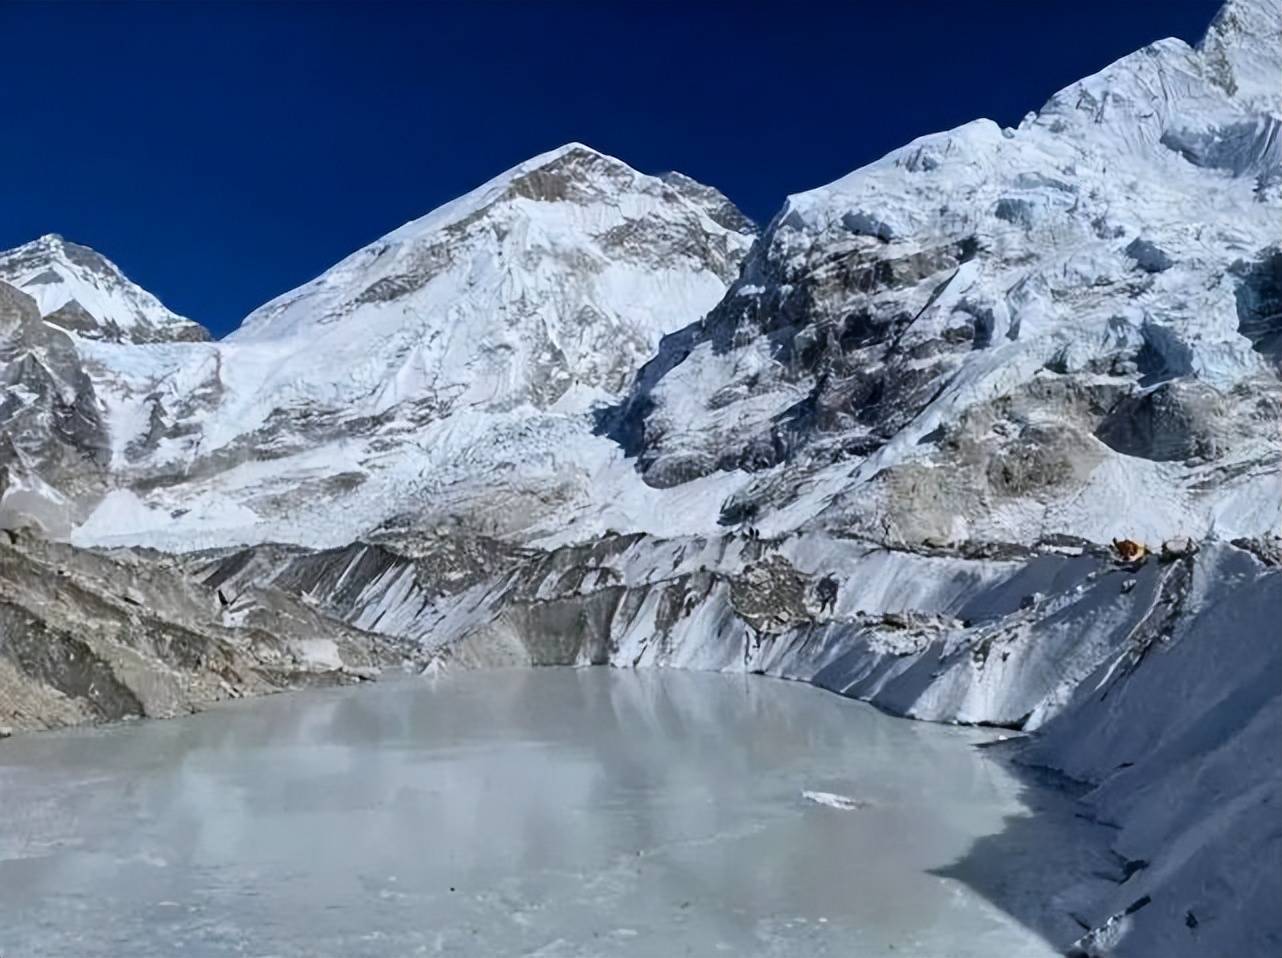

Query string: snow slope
606 0 1282 547
0 234 208 344
23 145 756 548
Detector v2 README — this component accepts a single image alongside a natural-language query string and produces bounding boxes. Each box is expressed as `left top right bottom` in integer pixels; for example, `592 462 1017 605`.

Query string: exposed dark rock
44 299 123 339
1095 380 1228 462
1233 248 1282 368
994 197 1036 228
660 171 758 236
1125 237 1174 273
0 531 424 733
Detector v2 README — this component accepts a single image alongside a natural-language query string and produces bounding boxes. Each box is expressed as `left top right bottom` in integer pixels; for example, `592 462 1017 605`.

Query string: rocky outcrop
0 282 111 536
0 530 423 733
602 7 1282 548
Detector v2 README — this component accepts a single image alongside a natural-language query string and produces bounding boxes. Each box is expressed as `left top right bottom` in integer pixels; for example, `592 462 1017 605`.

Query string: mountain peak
501 142 644 202
0 235 209 344
520 141 609 168
1199 0 1282 110
366 143 755 250
235 142 755 348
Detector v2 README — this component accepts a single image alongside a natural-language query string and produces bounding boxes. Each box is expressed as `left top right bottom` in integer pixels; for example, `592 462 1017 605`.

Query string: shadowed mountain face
0 3 1279 957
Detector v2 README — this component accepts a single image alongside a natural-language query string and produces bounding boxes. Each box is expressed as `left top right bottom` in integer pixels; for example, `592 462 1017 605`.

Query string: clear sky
1 1 1223 338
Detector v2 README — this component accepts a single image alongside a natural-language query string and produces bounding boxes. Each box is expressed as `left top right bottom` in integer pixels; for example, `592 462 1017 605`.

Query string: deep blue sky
1 1 1221 338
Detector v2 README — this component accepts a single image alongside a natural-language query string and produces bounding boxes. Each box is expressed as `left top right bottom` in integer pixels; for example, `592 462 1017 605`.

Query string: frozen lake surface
0 668 1067 957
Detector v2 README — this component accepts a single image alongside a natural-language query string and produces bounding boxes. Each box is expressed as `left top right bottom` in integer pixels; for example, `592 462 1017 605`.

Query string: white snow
55 144 754 549
0 234 205 343
801 790 869 811
623 2 1282 548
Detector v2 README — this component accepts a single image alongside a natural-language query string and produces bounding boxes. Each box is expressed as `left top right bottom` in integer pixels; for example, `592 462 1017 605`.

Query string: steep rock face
605 4 1282 547
0 234 208 344
56 145 755 550
0 282 110 536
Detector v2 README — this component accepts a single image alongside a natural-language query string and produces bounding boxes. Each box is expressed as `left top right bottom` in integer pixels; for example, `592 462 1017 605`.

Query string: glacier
0 0 1279 955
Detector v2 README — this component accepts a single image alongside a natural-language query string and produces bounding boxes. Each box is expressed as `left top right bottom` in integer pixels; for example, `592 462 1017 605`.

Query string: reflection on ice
0 668 1066 957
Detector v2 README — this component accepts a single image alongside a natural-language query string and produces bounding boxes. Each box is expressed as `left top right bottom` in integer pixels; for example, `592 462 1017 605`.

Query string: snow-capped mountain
4 144 755 547
0 234 208 344
1 4 1279 956
5 2 1279 552
606 0 1281 547
1 6 1275 556
225 142 752 421
0 235 206 533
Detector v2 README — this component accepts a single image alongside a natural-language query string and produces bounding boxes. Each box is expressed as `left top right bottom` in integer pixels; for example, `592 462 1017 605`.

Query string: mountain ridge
0 233 209 345
602 0 1280 548
2 145 757 548
0 4 1279 956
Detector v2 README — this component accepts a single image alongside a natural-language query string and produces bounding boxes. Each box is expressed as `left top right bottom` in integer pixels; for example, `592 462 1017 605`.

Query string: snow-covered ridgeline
0 234 207 344
9 144 756 548
607 0 1281 549
6 0 1281 553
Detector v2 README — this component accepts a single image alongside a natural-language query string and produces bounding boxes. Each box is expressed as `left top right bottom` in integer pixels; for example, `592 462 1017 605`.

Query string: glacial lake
0 668 1067 957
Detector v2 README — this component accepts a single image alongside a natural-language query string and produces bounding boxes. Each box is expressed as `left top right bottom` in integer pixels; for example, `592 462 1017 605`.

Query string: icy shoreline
3 525 1276 956
187 527 1280 957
